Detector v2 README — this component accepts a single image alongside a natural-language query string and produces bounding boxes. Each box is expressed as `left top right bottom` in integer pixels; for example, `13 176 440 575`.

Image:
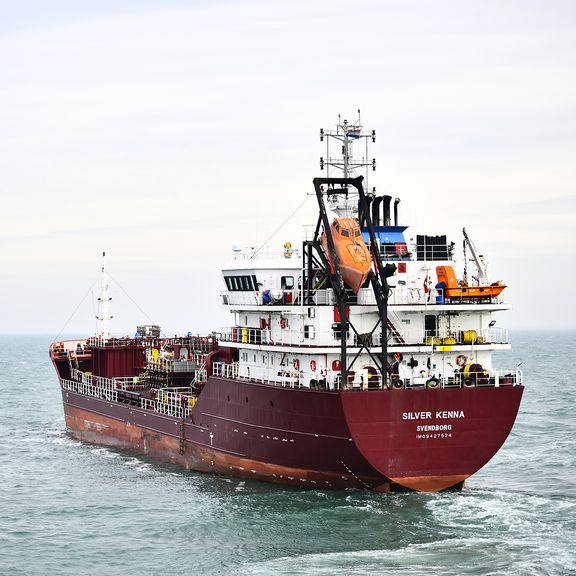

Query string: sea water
0 332 574 576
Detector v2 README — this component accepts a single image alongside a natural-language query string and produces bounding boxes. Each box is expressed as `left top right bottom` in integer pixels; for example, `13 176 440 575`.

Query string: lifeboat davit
321 218 371 293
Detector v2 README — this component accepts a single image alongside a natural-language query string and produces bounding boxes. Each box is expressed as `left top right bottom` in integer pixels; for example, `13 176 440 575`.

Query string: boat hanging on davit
50 112 523 492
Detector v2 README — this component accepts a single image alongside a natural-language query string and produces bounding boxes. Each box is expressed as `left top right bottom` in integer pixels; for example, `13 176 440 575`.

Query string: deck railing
63 372 197 419
221 286 503 308
218 326 509 348
51 336 218 359
70 369 145 390
87 335 218 351
143 388 192 419
212 361 306 388
62 378 119 402
211 361 523 391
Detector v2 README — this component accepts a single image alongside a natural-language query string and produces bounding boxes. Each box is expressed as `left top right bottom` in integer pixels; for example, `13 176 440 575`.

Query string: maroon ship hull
341 386 524 491
59 373 523 492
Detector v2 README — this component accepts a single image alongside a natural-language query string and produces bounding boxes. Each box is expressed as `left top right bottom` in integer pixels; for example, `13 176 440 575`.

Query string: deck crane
462 228 488 285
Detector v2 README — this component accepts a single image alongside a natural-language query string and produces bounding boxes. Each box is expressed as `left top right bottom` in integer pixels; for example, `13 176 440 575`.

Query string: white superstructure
216 115 518 392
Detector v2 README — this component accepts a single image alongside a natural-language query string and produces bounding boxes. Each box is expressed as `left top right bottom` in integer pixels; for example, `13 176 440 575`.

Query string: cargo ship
50 114 523 492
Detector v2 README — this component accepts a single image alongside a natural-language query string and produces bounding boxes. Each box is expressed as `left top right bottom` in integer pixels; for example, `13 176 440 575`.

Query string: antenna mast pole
96 251 113 339
319 110 376 216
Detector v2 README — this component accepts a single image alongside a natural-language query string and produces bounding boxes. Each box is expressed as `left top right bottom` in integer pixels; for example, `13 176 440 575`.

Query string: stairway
387 317 405 345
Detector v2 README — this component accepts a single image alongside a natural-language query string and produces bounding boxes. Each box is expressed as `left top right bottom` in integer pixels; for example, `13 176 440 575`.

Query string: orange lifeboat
436 265 506 300
321 218 371 293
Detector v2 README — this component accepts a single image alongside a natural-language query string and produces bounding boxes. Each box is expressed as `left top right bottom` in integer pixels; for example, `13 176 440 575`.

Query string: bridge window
224 275 258 291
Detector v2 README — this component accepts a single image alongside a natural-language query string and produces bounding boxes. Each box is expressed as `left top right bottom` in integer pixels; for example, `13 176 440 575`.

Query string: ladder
387 318 405 345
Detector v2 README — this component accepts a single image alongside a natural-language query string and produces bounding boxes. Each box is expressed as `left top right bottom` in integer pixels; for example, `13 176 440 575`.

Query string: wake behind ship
50 114 523 492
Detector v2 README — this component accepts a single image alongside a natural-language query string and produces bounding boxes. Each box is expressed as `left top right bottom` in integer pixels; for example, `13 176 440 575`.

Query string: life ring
332 360 341 371
310 360 317 372
293 358 300 370
456 355 467 367
280 318 287 329
426 377 440 389
394 352 403 363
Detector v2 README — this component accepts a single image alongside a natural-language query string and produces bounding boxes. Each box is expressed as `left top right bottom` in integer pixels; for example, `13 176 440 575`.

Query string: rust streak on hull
64 402 383 490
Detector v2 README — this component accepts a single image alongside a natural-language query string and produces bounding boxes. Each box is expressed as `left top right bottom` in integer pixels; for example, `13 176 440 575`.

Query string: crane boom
462 228 488 282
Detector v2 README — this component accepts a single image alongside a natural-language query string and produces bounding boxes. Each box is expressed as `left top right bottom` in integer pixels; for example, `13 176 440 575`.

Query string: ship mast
319 110 376 217
304 113 396 389
96 251 113 339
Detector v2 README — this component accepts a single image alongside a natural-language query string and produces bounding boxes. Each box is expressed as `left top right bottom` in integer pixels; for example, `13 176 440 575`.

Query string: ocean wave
235 537 576 576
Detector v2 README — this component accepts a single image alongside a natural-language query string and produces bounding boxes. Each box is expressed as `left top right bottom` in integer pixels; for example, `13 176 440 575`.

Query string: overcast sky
0 0 574 335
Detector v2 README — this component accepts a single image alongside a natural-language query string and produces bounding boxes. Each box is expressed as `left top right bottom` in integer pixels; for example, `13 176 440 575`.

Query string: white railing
84 335 218 351
357 287 443 306
212 361 239 379
221 289 301 306
219 326 509 348
63 371 198 419
147 388 192 419
220 327 352 347
210 362 523 391
70 369 146 390
220 284 503 308
190 352 208 365
192 368 207 384
62 378 119 401
388 367 523 390
411 327 509 346
212 361 308 389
